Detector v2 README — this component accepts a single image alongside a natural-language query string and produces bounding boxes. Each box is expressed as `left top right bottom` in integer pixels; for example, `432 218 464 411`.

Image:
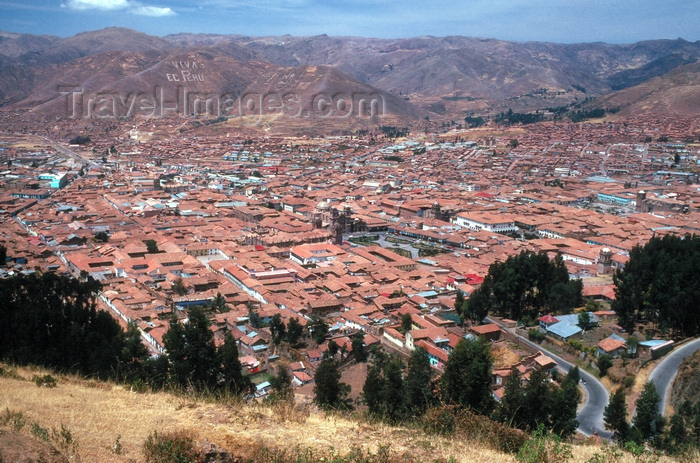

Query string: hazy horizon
0 1 698 44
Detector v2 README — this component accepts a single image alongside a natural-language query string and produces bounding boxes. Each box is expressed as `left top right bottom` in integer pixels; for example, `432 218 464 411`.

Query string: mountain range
1 27 698 128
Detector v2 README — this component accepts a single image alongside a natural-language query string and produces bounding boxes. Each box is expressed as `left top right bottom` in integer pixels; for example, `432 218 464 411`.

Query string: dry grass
492 343 522 369
0 363 683 463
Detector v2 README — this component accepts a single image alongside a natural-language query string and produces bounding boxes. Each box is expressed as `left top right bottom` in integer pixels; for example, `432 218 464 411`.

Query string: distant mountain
1 28 699 122
589 60 700 117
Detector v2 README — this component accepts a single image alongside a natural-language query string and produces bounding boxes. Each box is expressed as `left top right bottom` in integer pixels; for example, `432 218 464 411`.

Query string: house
292 370 313 386
306 349 323 362
638 339 674 359
290 361 307 372
598 335 627 358
532 353 557 372
416 340 449 370
469 323 502 341
255 381 271 397
546 321 582 341
545 313 599 341
538 314 559 331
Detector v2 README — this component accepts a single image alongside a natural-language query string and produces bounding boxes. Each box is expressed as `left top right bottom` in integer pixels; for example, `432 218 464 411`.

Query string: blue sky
0 0 698 43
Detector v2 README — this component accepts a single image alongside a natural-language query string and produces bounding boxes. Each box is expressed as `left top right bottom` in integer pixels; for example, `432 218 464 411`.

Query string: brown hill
590 60 700 117
2 28 700 120
0 363 668 463
14 47 419 132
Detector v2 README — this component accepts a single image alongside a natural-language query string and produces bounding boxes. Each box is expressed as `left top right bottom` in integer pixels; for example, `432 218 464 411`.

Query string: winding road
486 317 613 439
648 338 700 416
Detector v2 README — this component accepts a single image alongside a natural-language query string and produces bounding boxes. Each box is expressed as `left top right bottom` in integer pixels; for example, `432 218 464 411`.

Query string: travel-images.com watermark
59 86 387 124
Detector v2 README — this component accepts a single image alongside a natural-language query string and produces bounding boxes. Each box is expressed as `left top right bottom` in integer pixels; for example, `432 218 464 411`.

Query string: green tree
604 388 629 442
401 313 413 333
247 305 262 328
210 293 228 313
382 358 406 421
119 321 149 383
362 363 385 414
550 367 581 437
268 366 293 402
269 313 286 345
163 306 219 390
0 272 124 380
522 368 552 430
441 337 494 415
309 316 329 344
93 231 109 243
404 347 434 416
495 368 525 428
286 317 304 346
665 414 688 449
463 289 489 324
314 359 349 410
171 278 187 296
466 251 582 323
351 332 367 362
454 291 464 313
326 339 339 358
578 311 592 330
632 382 664 443
144 239 159 253
612 234 700 337
219 332 252 395
598 354 613 377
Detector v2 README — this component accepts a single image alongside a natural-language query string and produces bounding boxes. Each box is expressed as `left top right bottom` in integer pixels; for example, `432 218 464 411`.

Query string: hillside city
1 109 698 415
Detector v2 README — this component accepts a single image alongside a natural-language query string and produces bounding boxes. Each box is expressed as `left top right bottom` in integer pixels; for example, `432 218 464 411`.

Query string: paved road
648 338 700 416
485 317 612 439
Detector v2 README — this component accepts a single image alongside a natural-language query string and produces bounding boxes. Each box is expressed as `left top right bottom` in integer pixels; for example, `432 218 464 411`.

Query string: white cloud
63 0 129 10
129 5 174 16
62 0 175 16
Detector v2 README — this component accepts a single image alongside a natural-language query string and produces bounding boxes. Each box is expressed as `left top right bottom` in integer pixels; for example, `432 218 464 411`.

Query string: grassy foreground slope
0 364 675 463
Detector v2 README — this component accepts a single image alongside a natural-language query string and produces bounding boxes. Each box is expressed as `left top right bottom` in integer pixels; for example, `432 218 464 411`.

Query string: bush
51 423 79 457
131 379 149 393
598 354 614 377
528 329 545 343
422 405 527 454
30 422 50 441
422 405 458 435
143 430 204 463
516 425 572 463
0 408 25 430
33 374 57 388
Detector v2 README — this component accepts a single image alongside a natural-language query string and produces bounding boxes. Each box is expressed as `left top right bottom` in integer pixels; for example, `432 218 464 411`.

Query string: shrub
0 366 24 380
516 424 572 463
422 405 458 435
0 408 25 430
143 430 204 463
31 422 50 441
598 354 614 377
131 379 149 393
586 443 624 463
51 423 79 458
422 405 527 454
33 374 57 388
528 329 545 343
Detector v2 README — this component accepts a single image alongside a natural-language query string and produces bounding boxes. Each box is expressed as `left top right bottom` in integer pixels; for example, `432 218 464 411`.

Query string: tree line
602 381 700 455
612 234 700 337
462 251 583 324
356 337 580 438
0 272 252 397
